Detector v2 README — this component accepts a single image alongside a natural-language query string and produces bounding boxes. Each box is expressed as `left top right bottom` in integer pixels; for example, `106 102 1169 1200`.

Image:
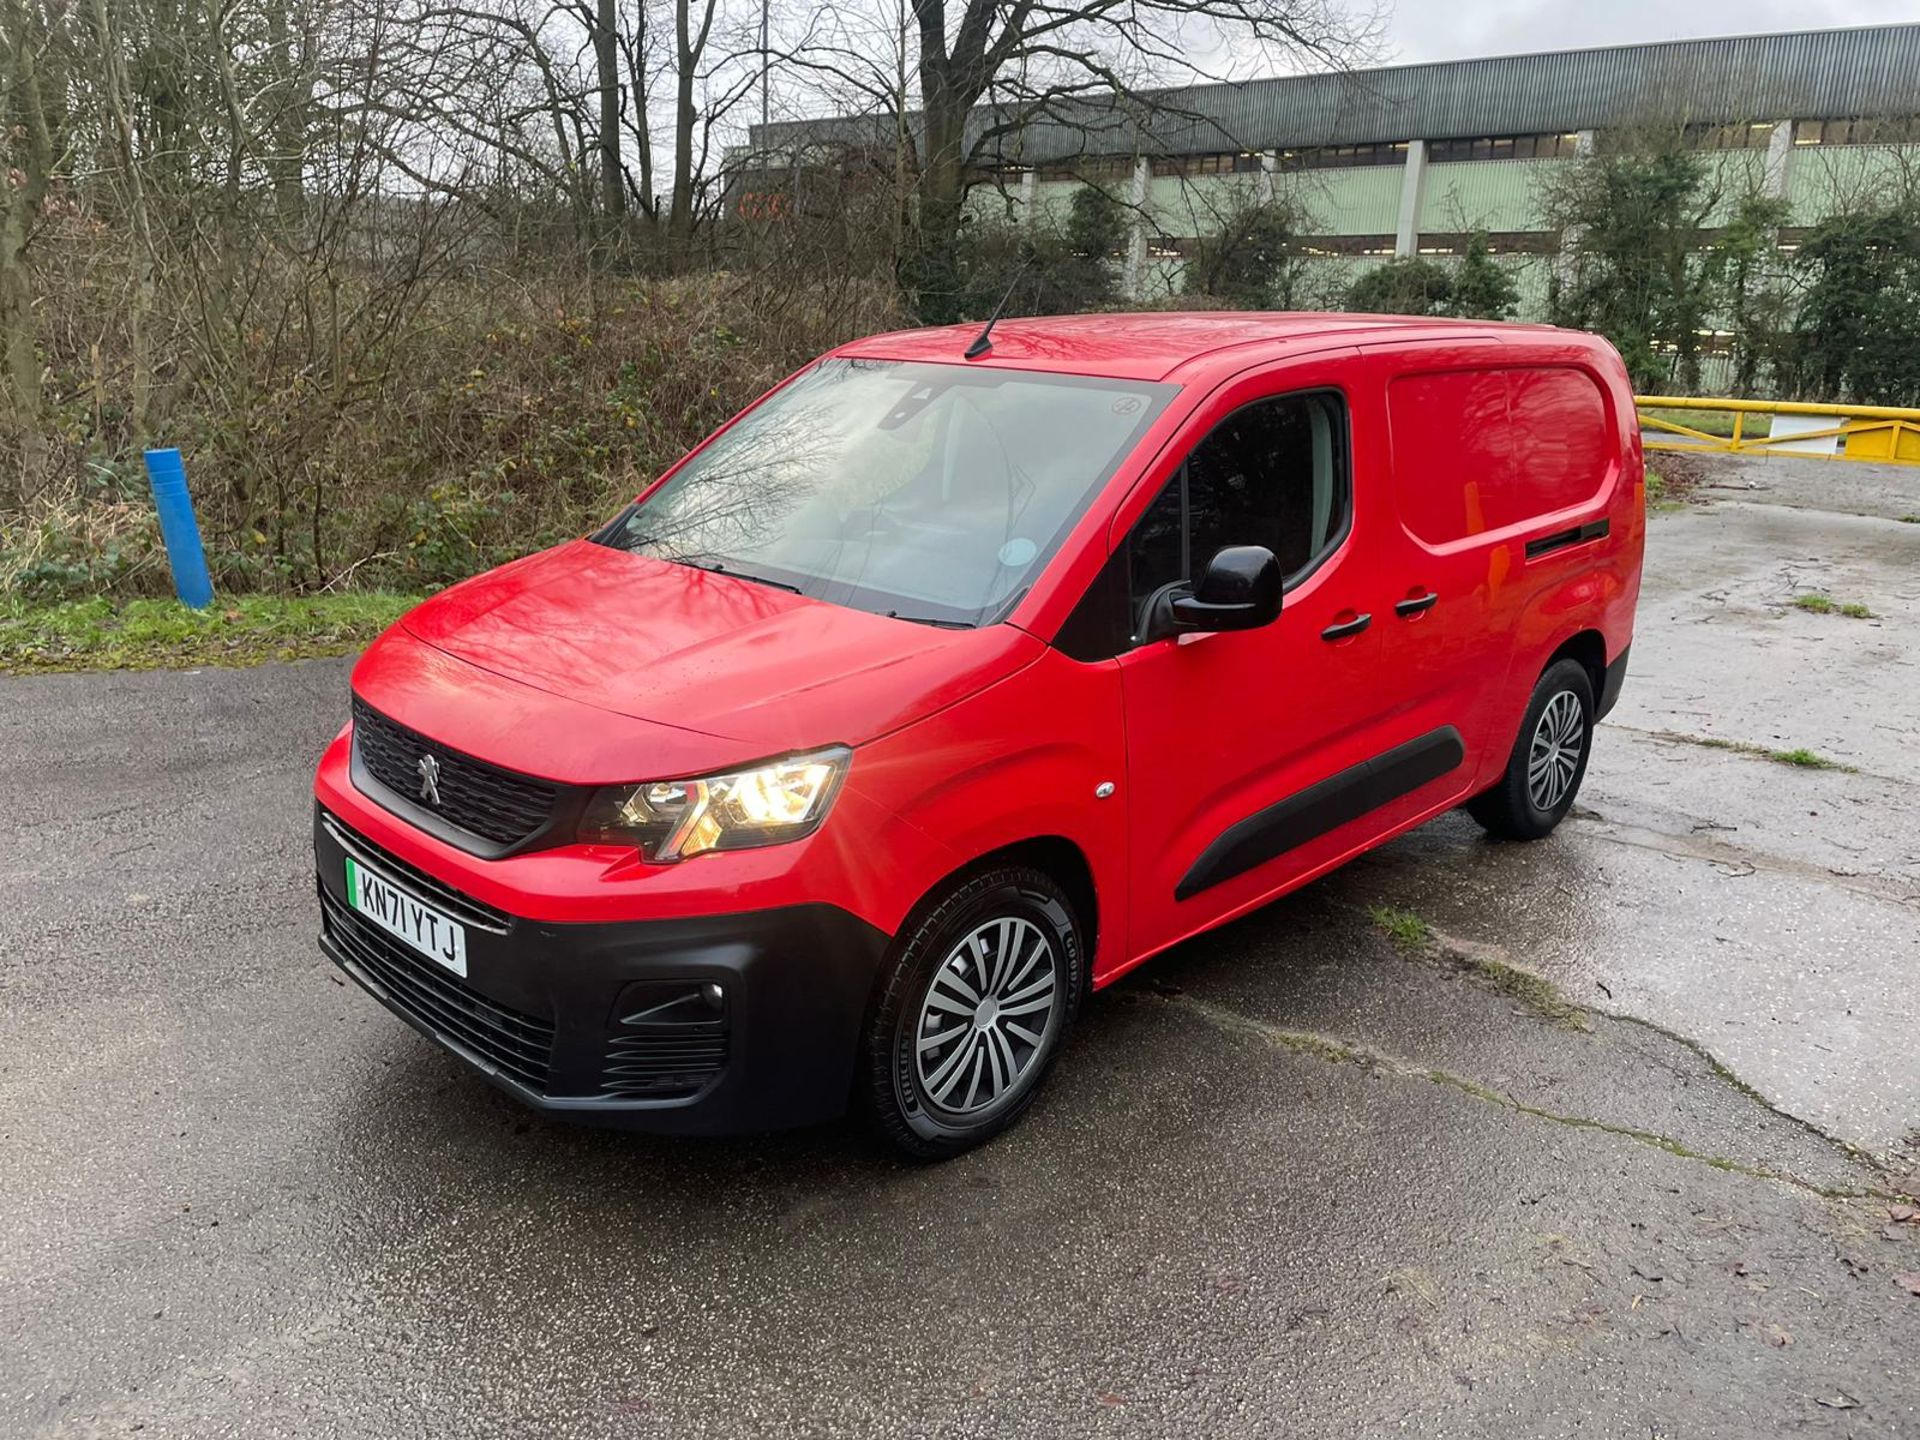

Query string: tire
1467 658 1596 841
862 865 1084 1161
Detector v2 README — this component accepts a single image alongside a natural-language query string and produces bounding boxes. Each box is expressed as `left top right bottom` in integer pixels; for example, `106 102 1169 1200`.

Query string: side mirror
1145 545 1284 640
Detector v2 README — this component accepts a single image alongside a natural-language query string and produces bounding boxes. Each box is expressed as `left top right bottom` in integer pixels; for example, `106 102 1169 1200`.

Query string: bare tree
667 0 717 239
0 0 58 455
900 0 1363 314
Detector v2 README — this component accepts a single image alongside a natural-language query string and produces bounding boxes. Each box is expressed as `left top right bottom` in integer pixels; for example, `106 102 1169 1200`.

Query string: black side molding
1175 727 1466 902
1525 519 1610 560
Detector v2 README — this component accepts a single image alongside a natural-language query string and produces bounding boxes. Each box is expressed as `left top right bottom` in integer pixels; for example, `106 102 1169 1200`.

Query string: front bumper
314 806 892 1134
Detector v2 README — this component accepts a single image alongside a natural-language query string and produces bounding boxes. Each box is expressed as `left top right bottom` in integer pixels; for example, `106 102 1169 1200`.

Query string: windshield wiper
679 560 803 594
886 611 974 629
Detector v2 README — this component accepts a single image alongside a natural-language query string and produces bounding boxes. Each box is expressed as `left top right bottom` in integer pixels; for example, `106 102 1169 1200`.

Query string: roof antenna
964 259 1031 359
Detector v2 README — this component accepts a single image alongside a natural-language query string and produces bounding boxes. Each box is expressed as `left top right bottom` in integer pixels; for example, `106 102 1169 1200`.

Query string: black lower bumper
1597 644 1631 721
314 807 892 1134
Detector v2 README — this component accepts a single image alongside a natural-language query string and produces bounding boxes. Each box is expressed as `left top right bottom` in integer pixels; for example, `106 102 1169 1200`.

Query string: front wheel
1467 658 1595 841
861 866 1084 1160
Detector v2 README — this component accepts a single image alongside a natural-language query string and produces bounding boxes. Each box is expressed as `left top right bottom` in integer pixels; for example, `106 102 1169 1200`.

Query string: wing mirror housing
1144 545 1284 641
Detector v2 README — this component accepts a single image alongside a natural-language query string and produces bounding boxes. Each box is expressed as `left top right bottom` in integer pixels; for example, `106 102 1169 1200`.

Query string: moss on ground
1451 951 1587 1028
1672 732 1858 773
1367 905 1434 951
1792 593 1874 619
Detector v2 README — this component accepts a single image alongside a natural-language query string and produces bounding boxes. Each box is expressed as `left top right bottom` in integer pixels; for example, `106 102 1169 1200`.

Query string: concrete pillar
1393 138 1427 258
1764 119 1793 199
1123 156 1152 300
1259 151 1278 206
1574 128 1596 157
1018 168 1037 227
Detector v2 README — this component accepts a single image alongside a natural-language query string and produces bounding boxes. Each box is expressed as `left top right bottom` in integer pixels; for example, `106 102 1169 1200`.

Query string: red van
314 313 1642 1157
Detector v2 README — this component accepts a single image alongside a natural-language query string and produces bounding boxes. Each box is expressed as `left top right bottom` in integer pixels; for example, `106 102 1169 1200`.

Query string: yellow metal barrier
1635 395 1920 464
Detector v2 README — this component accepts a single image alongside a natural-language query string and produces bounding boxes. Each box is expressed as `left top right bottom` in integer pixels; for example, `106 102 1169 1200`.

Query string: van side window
1126 391 1350 631
1388 366 1610 545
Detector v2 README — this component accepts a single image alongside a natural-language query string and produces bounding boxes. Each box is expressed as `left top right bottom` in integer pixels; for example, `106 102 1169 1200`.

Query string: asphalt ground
3 453 1917 1438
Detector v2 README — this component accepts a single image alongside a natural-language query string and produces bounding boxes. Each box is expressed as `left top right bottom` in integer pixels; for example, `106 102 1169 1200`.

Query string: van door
1367 347 1619 797
1362 345 1516 793
1114 368 1406 962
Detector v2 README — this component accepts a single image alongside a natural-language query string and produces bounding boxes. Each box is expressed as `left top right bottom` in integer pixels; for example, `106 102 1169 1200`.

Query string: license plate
345 855 468 977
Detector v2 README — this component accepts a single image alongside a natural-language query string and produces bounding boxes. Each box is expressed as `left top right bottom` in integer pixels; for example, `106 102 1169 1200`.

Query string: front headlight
579 747 851 861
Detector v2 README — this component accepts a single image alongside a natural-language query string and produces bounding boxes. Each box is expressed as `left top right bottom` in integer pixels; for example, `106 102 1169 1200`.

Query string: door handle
1320 612 1372 642
1394 592 1438 618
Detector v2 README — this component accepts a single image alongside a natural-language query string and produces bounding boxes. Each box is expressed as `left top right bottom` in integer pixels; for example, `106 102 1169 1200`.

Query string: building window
1414 231 1557 256
1794 116 1920 147
1161 152 1264 177
1275 141 1408 171
1427 132 1581 163
1034 156 1138 183
1288 234 1397 257
1681 121 1779 151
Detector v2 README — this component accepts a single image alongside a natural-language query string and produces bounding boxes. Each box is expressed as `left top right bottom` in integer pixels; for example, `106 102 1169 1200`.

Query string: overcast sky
1386 0 1915 64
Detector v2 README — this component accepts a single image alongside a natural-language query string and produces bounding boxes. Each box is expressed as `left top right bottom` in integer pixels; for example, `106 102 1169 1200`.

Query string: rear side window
1126 390 1349 621
1508 367 1611 516
1389 366 1610 546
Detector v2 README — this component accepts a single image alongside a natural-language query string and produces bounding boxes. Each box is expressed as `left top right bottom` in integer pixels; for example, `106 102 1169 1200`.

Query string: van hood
398 540 1043 756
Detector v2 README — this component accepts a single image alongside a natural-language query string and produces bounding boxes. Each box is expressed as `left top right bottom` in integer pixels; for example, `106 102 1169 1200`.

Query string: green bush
1787 203 1920 406
1184 201 1301 310
1348 258 1455 316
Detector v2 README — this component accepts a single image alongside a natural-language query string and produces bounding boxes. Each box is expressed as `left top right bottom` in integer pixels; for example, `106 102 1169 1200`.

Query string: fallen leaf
1888 1204 1918 1223
1815 1394 1860 1411
1895 1271 1920 1297
1730 1260 1750 1276
1096 1392 1126 1408
1843 1255 1871 1276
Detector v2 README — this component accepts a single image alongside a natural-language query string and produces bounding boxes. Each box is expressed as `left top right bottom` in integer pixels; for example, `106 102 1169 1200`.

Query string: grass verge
0 593 421 674
1640 406 1773 440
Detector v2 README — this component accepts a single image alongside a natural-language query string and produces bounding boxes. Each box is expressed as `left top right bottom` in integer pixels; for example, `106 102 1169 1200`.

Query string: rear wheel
1467 658 1595 841
862 866 1083 1160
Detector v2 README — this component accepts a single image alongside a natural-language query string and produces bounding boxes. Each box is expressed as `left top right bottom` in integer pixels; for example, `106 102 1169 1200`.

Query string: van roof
835 311 1568 383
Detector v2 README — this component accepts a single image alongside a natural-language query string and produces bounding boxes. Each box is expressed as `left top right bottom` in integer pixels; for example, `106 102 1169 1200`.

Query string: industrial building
744 23 1920 315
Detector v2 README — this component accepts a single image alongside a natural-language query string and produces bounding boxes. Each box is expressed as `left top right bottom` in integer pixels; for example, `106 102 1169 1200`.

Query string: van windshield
595 358 1175 627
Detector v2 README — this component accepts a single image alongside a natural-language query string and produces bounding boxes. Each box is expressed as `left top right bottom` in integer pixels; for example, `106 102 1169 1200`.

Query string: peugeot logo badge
417 753 443 807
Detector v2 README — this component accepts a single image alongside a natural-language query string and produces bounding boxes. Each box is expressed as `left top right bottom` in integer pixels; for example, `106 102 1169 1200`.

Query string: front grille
322 890 554 1092
600 981 730 1100
319 809 511 933
351 696 560 848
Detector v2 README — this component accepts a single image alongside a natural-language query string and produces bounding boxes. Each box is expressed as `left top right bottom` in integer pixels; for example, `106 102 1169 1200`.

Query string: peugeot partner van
313 312 1642 1158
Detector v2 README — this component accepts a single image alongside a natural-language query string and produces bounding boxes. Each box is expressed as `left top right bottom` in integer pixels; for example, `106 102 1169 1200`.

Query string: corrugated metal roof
750 23 1920 163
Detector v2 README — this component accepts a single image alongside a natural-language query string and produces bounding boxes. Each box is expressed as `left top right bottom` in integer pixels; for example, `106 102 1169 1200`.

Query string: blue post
142 448 215 610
